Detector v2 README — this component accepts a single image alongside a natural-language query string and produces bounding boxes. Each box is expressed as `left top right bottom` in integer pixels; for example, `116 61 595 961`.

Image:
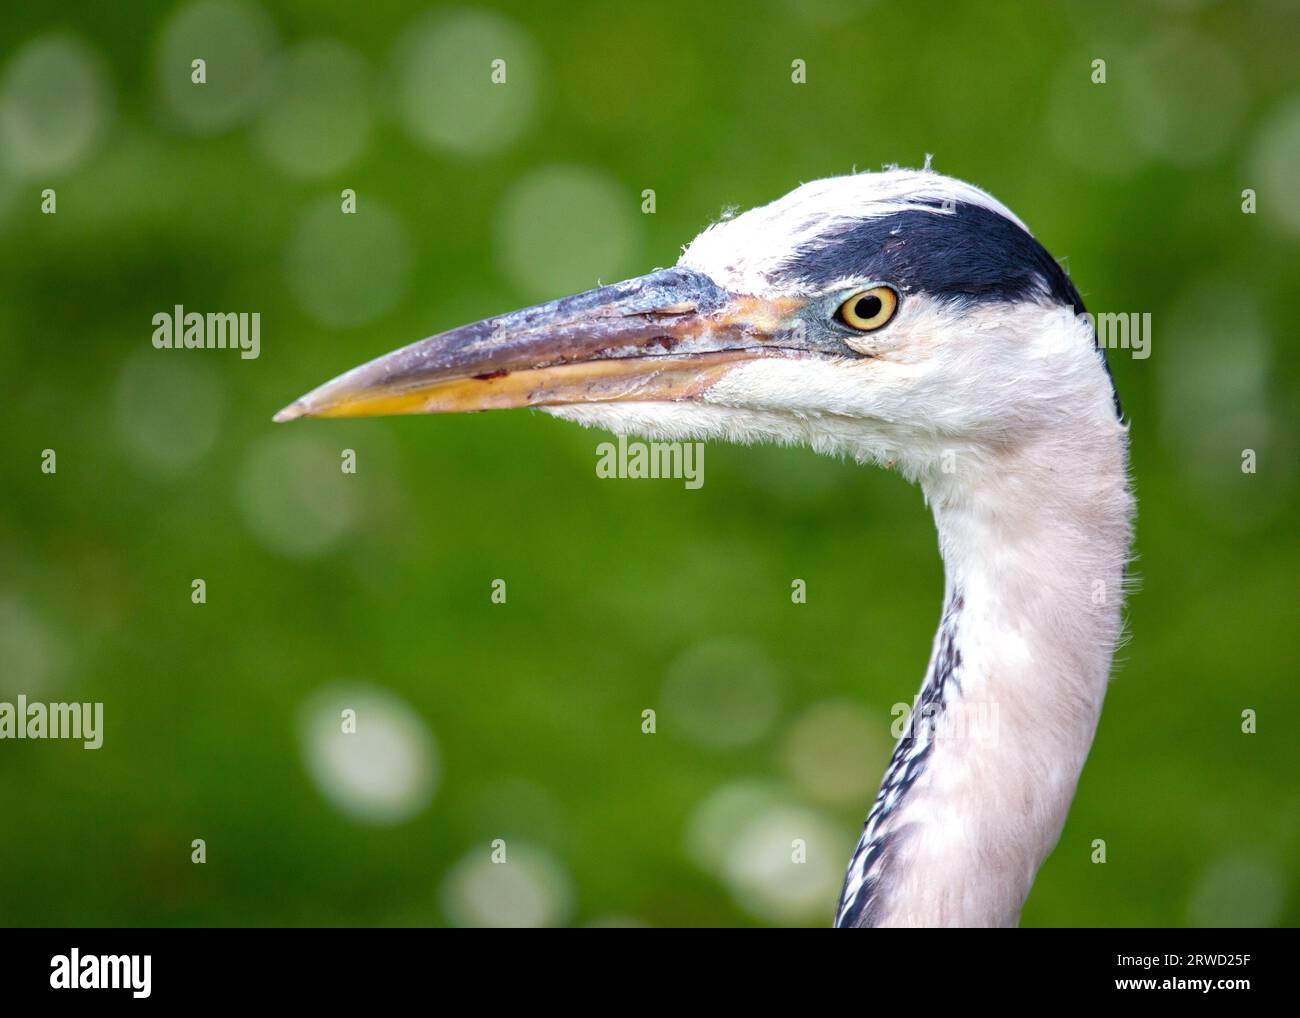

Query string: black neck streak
834 590 965 928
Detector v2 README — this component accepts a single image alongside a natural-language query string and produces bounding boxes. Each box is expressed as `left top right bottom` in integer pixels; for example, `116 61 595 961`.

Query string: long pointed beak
273 268 809 422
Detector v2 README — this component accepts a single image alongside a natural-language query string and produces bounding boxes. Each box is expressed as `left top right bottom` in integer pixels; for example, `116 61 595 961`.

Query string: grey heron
275 168 1134 928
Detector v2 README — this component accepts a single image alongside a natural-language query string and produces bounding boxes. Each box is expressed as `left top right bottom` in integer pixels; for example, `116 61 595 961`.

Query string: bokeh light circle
253 39 372 178
1123 29 1247 166
723 803 843 923
1247 95 1300 238
661 638 781 750
781 700 882 805
0 594 66 697
585 914 650 928
392 9 541 157
686 780 842 923
113 351 223 475
299 682 438 825
686 779 784 872
155 0 277 134
496 164 638 298
0 164 17 225
0 35 112 176
441 842 573 927
237 429 361 558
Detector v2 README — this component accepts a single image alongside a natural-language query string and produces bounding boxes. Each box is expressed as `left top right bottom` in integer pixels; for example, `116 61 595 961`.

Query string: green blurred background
1 0 1297 927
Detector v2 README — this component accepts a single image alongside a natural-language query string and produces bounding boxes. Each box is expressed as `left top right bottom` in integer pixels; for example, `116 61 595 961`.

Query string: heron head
275 169 1118 474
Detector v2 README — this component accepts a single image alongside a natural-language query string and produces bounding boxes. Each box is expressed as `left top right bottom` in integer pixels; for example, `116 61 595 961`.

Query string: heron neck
838 417 1132 927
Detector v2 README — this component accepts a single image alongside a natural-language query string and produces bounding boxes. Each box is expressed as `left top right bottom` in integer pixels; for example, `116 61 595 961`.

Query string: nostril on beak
647 302 698 317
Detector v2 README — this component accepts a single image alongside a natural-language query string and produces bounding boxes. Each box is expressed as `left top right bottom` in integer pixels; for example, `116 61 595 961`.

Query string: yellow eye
838 286 898 331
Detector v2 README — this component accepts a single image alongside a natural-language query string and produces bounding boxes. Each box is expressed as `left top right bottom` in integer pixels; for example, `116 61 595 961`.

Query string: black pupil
854 295 882 321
